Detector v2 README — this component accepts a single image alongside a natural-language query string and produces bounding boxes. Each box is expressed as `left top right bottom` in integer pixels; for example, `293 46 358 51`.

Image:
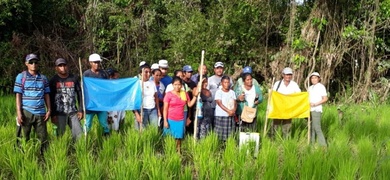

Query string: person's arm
216 100 234 115
163 102 169 128
44 93 51 121
16 93 24 125
187 87 199 108
75 77 84 120
132 110 142 123
154 92 161 117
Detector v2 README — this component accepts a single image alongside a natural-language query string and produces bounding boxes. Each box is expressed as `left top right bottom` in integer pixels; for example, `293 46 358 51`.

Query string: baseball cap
25 53 39 62
214 62 224 68
159 59 169 68
282 67 293 75
243 66 252 74
89 53 102 62
310 72 320 78
151 63 159 70
139 61 146 67
55 58 67 66
183 65 193 72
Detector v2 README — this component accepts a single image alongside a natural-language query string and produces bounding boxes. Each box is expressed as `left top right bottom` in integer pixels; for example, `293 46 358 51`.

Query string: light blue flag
83 77 141 111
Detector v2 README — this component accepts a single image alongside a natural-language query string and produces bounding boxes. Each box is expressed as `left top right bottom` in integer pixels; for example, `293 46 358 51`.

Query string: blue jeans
85 111 109 133
134 108 158 130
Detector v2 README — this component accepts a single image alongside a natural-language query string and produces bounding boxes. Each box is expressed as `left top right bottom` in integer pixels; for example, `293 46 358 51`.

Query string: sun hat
243 66 252 74
310 72 320 78
55 58 67 66
282 67 293 75
214 62 224 68
158 59 169 68
183 65 193 72
89 53 102 62
25 53 39 62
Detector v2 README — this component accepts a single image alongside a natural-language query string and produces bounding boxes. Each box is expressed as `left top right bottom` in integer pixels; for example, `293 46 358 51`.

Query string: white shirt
140 80 157 109
308 83 327 112
273 80 301 94
215 89 236 117
242 85 256 107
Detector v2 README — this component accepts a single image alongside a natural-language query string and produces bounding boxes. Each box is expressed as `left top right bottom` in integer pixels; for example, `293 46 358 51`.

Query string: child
214 76 237 141
107 68 126 131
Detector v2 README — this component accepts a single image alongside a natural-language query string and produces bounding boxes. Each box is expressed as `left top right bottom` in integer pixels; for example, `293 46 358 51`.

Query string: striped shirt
14 71 50 115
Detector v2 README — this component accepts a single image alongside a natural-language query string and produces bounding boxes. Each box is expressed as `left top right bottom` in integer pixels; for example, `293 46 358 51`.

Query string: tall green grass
1 95 390 179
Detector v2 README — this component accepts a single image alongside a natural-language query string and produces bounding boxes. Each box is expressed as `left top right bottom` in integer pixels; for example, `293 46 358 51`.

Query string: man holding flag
271 67 301 139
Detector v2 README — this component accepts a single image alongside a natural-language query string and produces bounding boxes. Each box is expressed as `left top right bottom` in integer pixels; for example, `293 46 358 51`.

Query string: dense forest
0 0 389 103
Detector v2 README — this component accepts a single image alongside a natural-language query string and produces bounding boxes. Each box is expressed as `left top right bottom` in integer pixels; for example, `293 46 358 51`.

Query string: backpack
20 71 46 92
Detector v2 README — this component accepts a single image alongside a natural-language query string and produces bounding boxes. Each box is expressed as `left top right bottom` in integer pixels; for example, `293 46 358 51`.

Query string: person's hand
77 112 83 120
51 115 58 125
17 114 24 126
228 110 235 116
192 87 199 97
186 117 192 126
310 103 317 107
44 111 51 121
135 114 142 123
164 120 169 128
239 93 245 101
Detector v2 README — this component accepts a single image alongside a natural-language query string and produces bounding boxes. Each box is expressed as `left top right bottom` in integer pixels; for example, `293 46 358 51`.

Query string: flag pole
193 50 205 143
263 77 275 138
307 76 311 144
78 57 87 139
140 68 144 133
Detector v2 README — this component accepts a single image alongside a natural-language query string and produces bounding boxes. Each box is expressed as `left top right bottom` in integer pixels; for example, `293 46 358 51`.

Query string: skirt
163 119 185 139
214 116 234 141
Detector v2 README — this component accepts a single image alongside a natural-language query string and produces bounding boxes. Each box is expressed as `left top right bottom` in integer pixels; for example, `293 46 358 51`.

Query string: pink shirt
164 91 190 121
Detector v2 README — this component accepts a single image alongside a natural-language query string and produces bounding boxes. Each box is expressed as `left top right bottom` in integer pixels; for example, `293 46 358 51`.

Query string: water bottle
197 98 203 119
53 125 58 136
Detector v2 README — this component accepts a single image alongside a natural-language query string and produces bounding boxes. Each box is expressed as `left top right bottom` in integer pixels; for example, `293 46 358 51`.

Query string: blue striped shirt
14 71 50 115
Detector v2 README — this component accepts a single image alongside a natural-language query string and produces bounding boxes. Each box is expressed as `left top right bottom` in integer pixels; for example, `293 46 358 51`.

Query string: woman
163 76 198 153
308 72 328 147
151 68 165 113
196 77 213 139
214 76 237 141
235 73 263 132
133 64 161 130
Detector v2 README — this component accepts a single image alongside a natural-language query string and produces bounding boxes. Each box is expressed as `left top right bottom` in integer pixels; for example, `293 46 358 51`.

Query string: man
83 53 110 136
158 59 172 87
182 65 197 89
232 66 260 90
182 65 197 134
271 67 301 139
207 61 233 129
49 58 83 140
14 53 51 154
191 64 208 84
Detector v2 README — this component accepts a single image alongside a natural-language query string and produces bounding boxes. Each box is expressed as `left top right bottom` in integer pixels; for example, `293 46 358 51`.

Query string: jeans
310 111 327 146
134 108 158 130
85 111 109 133
57 113 83 140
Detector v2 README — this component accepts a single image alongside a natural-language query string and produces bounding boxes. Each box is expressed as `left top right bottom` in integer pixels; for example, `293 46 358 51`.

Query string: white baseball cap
282 67 293 74
159 59 169 68
310 72 320 78
89 53 102 62
151 63 159 70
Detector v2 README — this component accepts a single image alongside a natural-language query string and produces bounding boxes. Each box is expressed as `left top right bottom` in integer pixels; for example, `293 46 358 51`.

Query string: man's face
184 71 193 79
282 73 293 82
90 61 101 71
56 64 68 76
160 67 168 76
214 67 223 76
199 65 207 76
25 60 39 71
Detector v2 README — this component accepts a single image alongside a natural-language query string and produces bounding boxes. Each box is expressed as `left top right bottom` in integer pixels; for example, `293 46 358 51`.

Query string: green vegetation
1 96 389 179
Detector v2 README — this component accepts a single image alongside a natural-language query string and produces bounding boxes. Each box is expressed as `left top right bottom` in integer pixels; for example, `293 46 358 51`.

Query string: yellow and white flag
268 91 310 119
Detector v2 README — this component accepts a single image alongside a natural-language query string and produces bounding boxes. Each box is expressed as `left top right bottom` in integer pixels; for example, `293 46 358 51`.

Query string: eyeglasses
92 61 101 64
28 61 38 65
57 64 67 67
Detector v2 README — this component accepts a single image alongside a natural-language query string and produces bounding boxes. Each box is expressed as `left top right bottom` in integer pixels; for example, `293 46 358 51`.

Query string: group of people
14 52 328 154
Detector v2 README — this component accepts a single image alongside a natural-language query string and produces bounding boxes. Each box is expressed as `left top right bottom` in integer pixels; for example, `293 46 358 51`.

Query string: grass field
0 95 389 179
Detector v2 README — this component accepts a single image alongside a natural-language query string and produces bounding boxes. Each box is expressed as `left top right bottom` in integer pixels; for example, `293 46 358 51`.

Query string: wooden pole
307 76 311 144
193 50 205 143
78 57 87 138
140 68 144 133
263 77 275 138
